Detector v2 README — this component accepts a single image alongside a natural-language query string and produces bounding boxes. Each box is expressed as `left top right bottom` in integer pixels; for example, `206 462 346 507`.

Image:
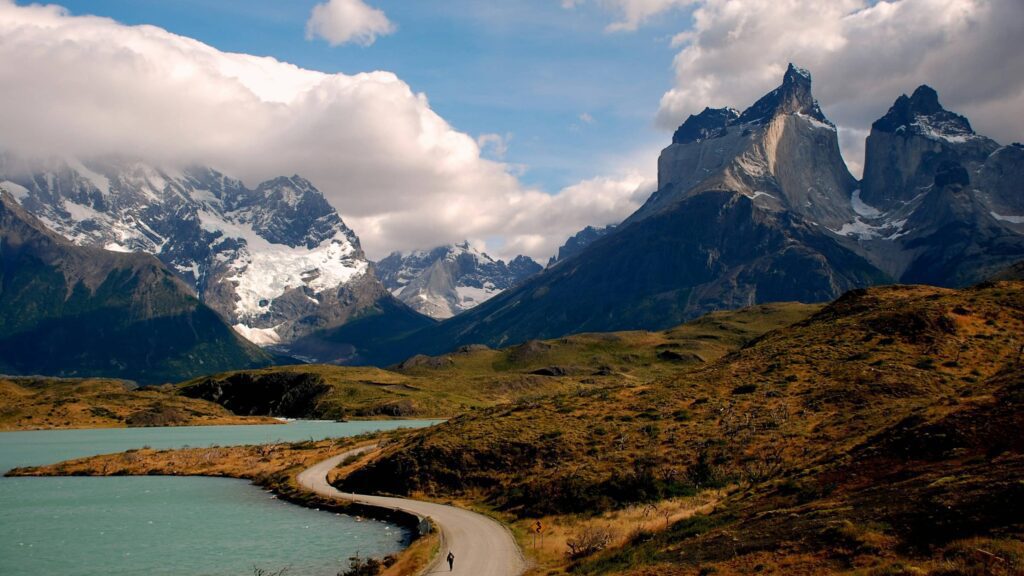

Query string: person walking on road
447 551 455 571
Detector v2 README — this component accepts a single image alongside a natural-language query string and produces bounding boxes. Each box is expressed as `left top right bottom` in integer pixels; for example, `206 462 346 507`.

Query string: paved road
296 445 526 576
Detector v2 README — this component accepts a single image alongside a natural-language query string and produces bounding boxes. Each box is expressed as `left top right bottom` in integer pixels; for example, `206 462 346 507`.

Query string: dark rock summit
547 225 615 266
672 107 739 144
735 63 828 125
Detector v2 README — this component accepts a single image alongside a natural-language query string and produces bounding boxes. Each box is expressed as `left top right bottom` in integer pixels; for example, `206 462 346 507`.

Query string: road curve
296 445 526 576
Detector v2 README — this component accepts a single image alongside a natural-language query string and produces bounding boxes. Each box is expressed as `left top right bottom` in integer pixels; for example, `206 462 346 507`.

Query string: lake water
0 420 438 576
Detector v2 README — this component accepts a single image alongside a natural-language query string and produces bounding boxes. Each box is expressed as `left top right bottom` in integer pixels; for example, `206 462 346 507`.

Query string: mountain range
376 242 541 319
1 64 1021 373
352 64 1024 364
0 157 447 367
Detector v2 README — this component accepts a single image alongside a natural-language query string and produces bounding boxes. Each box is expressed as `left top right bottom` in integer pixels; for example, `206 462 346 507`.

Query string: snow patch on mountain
0 156 375 345
796 112 835 132
376 242 541 319
233 323 283 346
992 212 1024 224
0 181 29 202
851 190 882 218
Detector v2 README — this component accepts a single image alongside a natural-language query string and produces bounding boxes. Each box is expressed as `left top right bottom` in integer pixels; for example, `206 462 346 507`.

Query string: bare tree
566 525 616 559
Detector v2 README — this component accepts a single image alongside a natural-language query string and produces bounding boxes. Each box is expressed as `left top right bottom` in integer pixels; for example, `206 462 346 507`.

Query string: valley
11 279 1024 575
0 11 1021 573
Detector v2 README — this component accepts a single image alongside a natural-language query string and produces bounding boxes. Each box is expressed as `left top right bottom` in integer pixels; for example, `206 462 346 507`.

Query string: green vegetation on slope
179 302 819 420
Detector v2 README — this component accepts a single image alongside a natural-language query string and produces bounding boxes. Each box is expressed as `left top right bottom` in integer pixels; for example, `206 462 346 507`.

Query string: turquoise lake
0 420 438 576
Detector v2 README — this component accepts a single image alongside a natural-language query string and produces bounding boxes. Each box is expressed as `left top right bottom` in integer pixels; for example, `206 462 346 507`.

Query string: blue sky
7 0 1018 259
50 0 694 193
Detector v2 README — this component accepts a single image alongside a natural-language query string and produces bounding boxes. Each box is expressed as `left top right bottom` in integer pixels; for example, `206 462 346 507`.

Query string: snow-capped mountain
0 189 271 383
0 156 400 345
376 242 542 319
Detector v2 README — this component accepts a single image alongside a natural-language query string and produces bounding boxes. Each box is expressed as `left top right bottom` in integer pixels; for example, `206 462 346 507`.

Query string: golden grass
178 302 821 420
336 282 1024 576
0 377 277 430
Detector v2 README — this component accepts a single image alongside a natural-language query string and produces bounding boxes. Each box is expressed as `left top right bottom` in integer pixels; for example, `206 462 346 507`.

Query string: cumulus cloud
655 0 1024 175
306 0 395 47
0 1 650 261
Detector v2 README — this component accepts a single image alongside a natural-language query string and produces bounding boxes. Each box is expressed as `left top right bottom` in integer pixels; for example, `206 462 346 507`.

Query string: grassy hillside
0 377 277 430
179 302 819 420
337 281 1024 574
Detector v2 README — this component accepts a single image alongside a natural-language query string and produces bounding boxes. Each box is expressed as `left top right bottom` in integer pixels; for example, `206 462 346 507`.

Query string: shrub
566 525 616 559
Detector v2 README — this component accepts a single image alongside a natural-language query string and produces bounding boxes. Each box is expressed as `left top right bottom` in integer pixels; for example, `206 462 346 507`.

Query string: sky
1 0 1021 261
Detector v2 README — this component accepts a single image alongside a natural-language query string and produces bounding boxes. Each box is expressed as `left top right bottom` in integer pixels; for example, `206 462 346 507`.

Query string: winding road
296 445 526 576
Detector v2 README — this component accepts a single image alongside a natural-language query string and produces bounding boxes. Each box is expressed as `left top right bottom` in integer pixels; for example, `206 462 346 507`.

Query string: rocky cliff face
640 64 858 231
0 157 422 346
376 242 541 319
547 225 615 267
835 86 1024 283
0 190 272 383
354 65 1024 365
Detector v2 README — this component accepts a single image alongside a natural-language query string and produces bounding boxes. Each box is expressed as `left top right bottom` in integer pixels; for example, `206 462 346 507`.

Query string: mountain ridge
339 64 1024 366
0 189 272 383
0 156 432 351
375 241 541 319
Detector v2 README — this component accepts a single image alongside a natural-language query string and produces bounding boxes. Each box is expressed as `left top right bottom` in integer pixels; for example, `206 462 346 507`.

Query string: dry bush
566 524 617 559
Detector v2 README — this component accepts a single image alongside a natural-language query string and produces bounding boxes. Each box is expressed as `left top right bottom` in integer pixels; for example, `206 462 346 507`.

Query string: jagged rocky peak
377 242 541 319
861 85 1001 210
736 63 829 125
872 85 976 142
548 224 615 267
672 107 739 144
645 63 855 229
250 174 362 250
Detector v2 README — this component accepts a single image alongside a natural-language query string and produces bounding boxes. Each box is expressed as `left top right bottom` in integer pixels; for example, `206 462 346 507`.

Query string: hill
179 302 818 419
337 281 1024 574
0 377 276 430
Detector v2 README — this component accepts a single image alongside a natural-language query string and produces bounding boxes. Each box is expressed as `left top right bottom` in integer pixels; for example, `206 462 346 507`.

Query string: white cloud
476 133 511 160
655 0 1024 176
0 1 651 261
306 0 395 47
579 112 595 124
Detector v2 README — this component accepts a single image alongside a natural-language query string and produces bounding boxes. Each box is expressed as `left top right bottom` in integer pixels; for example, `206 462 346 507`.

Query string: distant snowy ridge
376 242 541 319
0 155 380 345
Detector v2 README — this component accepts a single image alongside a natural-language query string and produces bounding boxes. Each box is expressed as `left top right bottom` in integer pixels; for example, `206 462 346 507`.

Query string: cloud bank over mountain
0 0 651 260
